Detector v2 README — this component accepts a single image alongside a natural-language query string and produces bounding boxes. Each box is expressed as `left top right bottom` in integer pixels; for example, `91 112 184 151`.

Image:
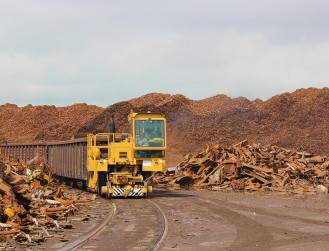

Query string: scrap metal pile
154 141 329 194
0 154 91 248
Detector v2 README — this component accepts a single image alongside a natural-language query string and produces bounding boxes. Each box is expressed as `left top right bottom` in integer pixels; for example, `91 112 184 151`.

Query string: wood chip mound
154 140 329 195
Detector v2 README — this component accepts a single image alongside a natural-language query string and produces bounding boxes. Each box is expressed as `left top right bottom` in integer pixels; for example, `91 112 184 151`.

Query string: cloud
0 1 329 106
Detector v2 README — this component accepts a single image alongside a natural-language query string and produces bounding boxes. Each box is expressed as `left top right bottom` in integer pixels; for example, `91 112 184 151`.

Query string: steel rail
147 198 168 251
58 200 117 251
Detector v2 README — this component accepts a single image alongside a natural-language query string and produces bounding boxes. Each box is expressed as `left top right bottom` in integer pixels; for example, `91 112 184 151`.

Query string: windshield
135 120 165 147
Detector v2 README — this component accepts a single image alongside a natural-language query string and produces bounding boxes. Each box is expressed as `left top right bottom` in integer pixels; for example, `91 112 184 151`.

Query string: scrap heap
0 154 81 247
154 140 329 194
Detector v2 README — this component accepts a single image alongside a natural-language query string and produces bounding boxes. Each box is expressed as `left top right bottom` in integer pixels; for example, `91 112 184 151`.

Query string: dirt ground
39 189 329 251
152 189 329 251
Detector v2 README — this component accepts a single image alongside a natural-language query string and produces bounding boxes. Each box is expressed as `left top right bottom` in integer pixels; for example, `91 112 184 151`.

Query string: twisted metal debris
154 140 329 194
0 154 94 249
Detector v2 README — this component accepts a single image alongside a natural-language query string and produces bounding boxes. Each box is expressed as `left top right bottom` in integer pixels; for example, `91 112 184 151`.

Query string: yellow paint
87 112 166 196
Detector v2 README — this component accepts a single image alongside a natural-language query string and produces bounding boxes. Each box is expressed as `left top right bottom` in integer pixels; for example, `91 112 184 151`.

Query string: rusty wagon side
0 139 88 181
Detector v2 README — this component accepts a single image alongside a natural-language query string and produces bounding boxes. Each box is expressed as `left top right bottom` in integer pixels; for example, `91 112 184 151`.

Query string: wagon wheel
144 181 148 198
106 174 112 199
96 173 107 196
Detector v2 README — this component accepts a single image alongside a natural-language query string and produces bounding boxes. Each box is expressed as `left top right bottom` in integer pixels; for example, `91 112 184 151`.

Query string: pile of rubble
0 155 94 248
154 141 329 194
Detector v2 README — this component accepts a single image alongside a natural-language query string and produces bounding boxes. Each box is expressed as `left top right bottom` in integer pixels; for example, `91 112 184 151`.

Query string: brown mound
1 88 329 167
0 103 103 142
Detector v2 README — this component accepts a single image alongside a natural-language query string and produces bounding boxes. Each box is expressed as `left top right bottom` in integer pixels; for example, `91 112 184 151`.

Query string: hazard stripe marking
111 187 144 196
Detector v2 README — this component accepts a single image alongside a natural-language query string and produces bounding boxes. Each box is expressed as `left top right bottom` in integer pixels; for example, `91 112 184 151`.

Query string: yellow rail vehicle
87 112 166 197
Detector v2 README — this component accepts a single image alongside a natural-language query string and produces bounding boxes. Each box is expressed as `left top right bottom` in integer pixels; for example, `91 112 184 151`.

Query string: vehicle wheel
106 175 111 199
97 173 107 196
143 181 149 198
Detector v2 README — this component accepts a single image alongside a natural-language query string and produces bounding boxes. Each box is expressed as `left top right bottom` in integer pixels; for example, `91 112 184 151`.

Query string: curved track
59 201 117 251
38 189 329 251
146 199 168 251
64 198 168 251
149 189 329 251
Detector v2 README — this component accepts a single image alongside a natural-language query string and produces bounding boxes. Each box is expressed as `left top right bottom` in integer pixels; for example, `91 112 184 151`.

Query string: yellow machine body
87 112 166 197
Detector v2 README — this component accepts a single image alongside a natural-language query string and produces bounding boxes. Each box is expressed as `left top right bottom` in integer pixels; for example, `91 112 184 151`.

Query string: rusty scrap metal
154 140 329 194
0 154 94 248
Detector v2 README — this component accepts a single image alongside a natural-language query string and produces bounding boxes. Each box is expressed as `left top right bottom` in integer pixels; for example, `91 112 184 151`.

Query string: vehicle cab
129 111 166 172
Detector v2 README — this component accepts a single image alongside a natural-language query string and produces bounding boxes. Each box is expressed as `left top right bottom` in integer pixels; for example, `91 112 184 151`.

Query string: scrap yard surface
1 0 329 248
2 89 329 250
4 190 329 251
2 157 329 251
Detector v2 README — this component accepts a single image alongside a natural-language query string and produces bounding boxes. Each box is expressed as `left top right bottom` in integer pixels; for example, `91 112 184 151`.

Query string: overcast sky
0 0 329 107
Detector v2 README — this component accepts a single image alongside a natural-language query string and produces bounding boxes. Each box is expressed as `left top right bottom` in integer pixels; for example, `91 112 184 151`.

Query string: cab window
135 120 165 147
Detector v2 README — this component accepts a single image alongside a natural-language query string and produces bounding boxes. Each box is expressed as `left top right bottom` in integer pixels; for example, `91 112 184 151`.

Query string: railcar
0 111 166 197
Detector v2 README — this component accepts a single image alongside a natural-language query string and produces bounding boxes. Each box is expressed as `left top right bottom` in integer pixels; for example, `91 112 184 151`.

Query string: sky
0 0 329 107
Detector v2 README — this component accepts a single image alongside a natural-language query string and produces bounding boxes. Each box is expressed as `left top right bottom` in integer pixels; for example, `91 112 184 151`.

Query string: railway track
60 197 168 251
146 199 168 251
24 189 329 251
58 200 117 251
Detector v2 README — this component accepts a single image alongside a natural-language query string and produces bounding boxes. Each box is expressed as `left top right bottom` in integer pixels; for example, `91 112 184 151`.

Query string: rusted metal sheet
47 140 87 180
0 138 88 180
0 142 47 162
